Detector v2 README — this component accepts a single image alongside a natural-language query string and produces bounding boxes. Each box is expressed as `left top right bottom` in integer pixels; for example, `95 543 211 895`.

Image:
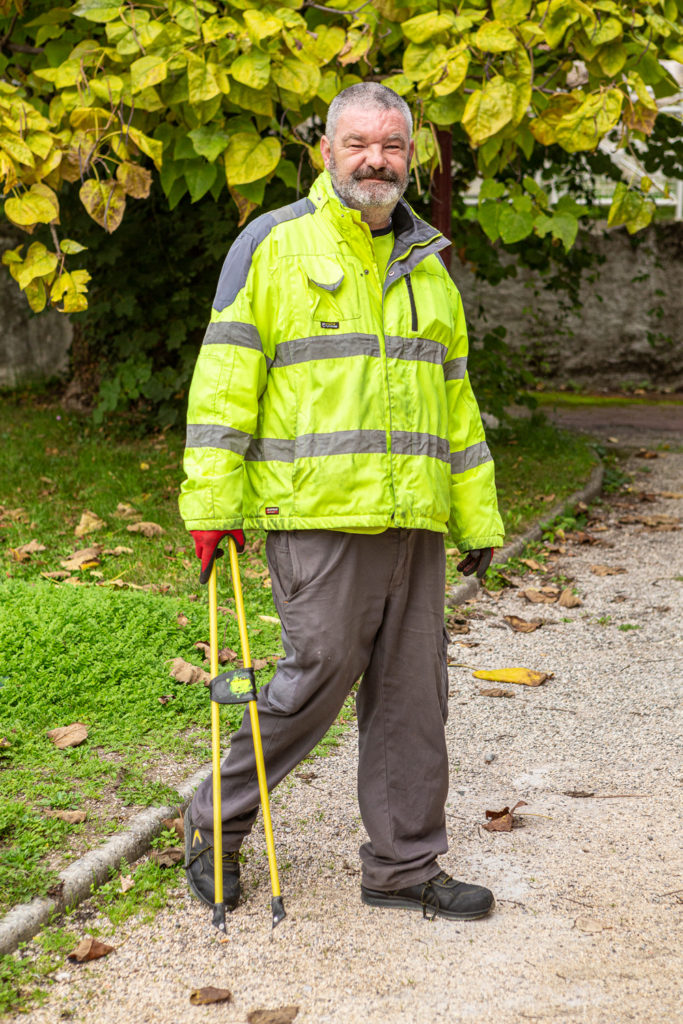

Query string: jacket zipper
405 274 418 332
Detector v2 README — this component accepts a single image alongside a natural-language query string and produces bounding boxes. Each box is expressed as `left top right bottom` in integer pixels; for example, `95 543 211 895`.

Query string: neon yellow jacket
179 171 504 551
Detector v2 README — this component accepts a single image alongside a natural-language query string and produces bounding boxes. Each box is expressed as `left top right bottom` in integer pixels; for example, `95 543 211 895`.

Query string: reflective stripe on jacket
179 171 504 550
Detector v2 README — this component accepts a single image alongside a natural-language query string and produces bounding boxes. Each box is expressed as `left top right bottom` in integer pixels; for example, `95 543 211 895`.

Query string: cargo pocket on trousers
439 624 450 724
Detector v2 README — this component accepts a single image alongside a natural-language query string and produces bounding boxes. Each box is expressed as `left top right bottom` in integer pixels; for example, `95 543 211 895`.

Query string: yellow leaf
462 77 517 146
5 184 59 229
473 667 551 687
224 133 281 187
272 55 320 101
79 178 126 232
116 161 152 199
475 20 518 52
15 241 58 290
130 54 168 94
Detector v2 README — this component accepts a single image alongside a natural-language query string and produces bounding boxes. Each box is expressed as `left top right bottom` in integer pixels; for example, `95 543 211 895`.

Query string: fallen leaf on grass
590 564 627 576
46 723 88 749
478 688 514 698
522 586 560 604
68 937 114 962
74 510 105 538
195 641 238 664
247 1008 299 1024
473 668 551 687
190 987 232 1006
574 916 612 933
253 658 270 671
259 614 280 625
46 810 87 824
158 694 175 705
127 521 164 538
119 875 135 894
60 546 102 571
177 613 189 628
150 846 183 868
558 588 582 608
169 658 210 686
483 801 527 832
41 571 71 580
102 546 133 556
11 539 47 561
0 737 10 750
113 502 139 519
161 815 184 840
504 615 543 633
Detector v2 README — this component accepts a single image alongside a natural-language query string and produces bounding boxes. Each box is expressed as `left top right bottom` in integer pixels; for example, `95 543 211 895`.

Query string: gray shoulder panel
213 197 315 312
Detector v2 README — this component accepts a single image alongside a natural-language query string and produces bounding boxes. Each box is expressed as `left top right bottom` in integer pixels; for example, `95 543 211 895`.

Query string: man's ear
320 134 331 169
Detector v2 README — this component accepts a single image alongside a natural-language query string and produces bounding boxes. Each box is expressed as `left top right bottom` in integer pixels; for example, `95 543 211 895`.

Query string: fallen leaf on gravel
574 916 612 933
607 436 619 443
47 810 87 824
119 874 135 893
190 987 233 1006
522 587 560 604
46 723 88 749
473 668 551 687
558 588 582 608
259 614 280 625
74 510 105 538
114 502 139 519
478 688 514 698
177 613 189 627
446 612 470 635
483 801 527 832
158 694 175 705
296 771 318 782
247 1008 299 1024
60 546 102 571
168 658 210 685
149 846 183 868
127 521 164 538
68 937 114 962
564 790 595 798
520 558 544 572
570 531 598 545
657 491 683 499
504 615 543 633
102 546 133 556
590 564 627 576
636 449 658 459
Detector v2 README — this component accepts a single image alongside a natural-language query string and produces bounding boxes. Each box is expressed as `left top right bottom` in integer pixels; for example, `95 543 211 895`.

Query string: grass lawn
0 398 599 915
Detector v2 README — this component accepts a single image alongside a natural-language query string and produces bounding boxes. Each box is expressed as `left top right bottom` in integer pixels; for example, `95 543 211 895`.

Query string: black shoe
184 807 241 910
361 870 494 921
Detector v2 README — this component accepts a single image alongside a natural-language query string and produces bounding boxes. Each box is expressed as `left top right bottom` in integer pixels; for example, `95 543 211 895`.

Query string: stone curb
448 460 605 606
0 463 604 957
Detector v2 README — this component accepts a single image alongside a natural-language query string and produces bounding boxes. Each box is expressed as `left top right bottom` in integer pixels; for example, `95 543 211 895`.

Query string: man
179 83 504 922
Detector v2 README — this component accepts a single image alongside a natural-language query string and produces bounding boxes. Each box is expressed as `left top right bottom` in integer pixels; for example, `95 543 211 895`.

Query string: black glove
457 547 494 579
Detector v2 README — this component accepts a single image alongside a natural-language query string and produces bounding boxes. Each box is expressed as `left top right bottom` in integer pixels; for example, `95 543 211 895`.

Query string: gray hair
325 82 413 142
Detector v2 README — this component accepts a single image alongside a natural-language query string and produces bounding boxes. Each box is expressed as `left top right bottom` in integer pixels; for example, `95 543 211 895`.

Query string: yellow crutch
208 538 285 931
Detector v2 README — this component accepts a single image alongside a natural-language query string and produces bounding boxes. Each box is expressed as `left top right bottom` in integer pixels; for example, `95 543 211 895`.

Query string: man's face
320 105 413 213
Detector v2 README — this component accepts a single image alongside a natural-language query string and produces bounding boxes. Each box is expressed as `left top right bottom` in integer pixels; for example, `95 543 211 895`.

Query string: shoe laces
420 871 455 920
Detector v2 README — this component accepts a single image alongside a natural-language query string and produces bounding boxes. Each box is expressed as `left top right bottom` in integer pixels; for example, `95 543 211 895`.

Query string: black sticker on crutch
210 667 257 705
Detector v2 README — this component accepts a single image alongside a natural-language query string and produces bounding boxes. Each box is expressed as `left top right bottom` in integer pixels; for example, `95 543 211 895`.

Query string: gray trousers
191 528 450 891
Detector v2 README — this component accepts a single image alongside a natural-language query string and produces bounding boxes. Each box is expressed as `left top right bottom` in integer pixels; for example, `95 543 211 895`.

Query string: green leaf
583 14 622 45
272 56 320 102
477 199 502 242
498 204 534 244
184 159 218 203
187 126 231 162
231 50 271 91
401 11 455 44
224 133 281 186
71 0 121 23
424 92 466 126
33 59 82 88
607 182 655 234
541 0 579 48
79 179 127 232
60 239 87 254
275 158 298 189
475 20 518 52
492 0 531 26
480 179 506 200
462 77 517 146
413 126 436 168
597 40 626 76
381 74 414 97
130 55 168 94
549 211 578 250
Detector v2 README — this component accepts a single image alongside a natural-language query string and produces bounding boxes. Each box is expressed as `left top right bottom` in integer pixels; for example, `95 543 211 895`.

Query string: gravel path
10 442 682 1024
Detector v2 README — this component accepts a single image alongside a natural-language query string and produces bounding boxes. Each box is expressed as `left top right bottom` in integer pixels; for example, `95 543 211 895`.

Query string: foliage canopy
0 0 680 315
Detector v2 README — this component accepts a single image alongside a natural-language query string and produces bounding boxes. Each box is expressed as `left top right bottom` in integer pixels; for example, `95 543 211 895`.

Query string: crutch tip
271 896 286 928
212 902 227 932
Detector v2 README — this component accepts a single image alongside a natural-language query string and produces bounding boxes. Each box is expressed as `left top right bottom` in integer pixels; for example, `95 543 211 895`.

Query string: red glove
457 547 494 579
191 529 245 585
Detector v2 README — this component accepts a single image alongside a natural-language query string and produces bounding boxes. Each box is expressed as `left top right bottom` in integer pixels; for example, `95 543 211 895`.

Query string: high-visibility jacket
179 171 504 551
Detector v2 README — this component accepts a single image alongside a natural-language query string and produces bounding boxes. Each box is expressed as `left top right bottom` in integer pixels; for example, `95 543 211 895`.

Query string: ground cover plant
0 397 598 913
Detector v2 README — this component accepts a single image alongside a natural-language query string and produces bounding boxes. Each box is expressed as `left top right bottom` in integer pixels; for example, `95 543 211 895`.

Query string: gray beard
329 153 408 214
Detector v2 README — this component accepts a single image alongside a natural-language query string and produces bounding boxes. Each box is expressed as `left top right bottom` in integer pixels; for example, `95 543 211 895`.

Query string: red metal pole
430 128 453 242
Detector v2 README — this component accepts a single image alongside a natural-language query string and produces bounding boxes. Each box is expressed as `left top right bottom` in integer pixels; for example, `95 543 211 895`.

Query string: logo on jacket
320 321 339 329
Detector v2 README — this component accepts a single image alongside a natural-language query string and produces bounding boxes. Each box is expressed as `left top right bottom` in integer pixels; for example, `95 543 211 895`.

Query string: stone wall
0 230 73 389
451 221 683 392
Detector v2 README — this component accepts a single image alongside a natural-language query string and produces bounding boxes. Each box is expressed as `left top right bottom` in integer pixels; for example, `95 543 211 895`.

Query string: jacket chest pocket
297 255 361 330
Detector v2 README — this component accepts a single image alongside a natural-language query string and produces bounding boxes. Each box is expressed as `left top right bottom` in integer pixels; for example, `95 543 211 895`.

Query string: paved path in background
8 414 682 1024
543 398 683 444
